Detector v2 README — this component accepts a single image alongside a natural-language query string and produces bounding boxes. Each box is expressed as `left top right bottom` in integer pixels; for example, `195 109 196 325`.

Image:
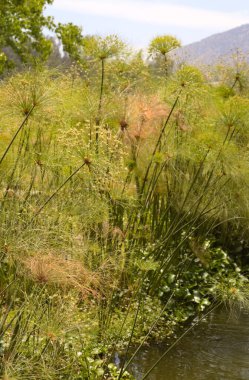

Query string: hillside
174 24 249 66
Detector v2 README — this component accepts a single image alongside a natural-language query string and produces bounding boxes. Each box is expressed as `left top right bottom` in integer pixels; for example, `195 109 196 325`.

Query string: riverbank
1 62 249 379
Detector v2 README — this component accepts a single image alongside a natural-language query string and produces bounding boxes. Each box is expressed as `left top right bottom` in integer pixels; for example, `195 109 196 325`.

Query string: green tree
0 0 55 72
148 35 181 77
55 22 84 62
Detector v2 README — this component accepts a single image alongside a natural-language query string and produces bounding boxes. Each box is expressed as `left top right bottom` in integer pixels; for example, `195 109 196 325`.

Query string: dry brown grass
128 95 168 139
118 95 169 143
23 253 103 298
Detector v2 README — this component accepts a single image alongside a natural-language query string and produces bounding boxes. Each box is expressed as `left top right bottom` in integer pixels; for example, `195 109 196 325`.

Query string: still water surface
128 307 249 380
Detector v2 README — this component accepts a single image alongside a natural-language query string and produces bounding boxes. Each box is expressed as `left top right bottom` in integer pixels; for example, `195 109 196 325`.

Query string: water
127 307 249 380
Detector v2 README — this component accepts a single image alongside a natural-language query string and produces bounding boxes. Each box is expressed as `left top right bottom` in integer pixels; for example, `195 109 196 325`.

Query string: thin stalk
140 91 181 195
102 279 145 379
3 127 26 199
151 207 221 289
164 53 168 78
0 104 35 167
153 181 224 258
122 290 176 373
98 58 105 120
96 57 105 152
28 161 87 225
0 280 15 298
117 289 143 380
128 150 210 254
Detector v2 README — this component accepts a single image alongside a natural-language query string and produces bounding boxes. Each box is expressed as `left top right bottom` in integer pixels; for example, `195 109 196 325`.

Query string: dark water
128 307 249 380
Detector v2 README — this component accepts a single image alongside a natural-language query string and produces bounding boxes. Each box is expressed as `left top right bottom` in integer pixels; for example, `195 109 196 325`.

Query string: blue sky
46 0 249 48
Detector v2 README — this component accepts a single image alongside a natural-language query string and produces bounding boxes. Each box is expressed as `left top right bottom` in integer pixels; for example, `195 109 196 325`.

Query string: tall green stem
140 91 181 197
96 58 105 152
28 161 88 225
0 105 35 167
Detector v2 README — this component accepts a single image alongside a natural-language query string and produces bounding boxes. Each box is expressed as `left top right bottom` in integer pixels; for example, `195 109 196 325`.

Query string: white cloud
53 0 249 30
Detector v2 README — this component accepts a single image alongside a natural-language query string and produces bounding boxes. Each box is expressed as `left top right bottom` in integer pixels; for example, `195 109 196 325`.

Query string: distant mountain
174 24 249 66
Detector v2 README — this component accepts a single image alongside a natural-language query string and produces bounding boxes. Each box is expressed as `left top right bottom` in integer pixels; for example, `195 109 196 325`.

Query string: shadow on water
122 306 249 380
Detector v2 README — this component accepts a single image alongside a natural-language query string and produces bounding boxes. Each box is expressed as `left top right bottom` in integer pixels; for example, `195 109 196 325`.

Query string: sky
46 0 249 48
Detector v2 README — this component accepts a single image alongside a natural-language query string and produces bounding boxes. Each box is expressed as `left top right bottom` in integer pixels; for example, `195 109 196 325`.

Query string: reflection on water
128 307 249 380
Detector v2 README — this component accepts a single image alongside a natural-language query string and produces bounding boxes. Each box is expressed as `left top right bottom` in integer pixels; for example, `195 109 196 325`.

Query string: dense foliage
1 3 249 379
0 0 55 72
